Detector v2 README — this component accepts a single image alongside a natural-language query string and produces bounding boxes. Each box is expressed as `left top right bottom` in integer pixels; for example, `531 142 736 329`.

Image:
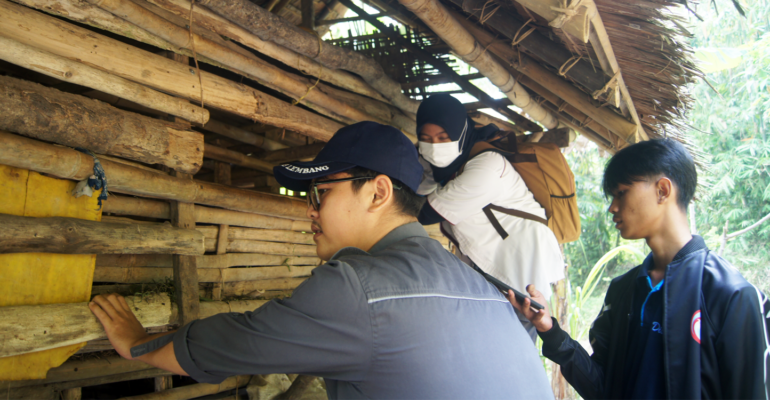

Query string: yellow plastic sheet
0 165 102 380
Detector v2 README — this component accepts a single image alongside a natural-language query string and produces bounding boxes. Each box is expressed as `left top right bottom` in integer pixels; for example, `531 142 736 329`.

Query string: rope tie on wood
592 71 619 100
477 34 499 60
557 101 568 112
549 0 587 30
72 148 109 208
558 55 581 76
579 115 593 127
511 18 535 46
478 0 501 25
189 0 205 124
292 34 323 106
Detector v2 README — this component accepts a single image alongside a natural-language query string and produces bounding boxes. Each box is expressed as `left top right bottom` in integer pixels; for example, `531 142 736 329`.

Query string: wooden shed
0 0 699 397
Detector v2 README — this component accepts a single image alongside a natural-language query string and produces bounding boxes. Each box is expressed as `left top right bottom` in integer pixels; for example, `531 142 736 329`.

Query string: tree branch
718 211 770 256
727 212 770 239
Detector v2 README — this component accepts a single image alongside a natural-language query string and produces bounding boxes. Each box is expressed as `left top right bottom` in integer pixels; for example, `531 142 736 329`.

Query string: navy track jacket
539 236 770 399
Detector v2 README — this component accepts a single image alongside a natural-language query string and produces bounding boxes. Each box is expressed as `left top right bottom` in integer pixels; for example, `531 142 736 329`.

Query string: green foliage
687 0 770 293
567 245 646 340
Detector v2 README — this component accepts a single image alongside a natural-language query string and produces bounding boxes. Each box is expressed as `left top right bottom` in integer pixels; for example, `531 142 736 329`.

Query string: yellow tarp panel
0 165 102 380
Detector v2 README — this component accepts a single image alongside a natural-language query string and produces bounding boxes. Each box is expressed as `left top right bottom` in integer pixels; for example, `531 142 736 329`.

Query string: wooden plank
93 265 315 283
0 214 204 255
0 75 203 174
96 253 320 268
170 171 200 325
101 195 312 231
0 297 269 364
0 0 342 141
0 36 208 124
0 131 309 219
0 294 172 358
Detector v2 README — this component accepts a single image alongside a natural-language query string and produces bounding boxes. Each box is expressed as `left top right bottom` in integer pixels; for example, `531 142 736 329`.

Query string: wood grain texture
93 265 315 283
0 294 172 358
0 75 203 174
96 253 320 269
0 213 204 255
0 131 309 219
0 297 269 360
0 0 341 141
170 171 200 326
0 36 209 125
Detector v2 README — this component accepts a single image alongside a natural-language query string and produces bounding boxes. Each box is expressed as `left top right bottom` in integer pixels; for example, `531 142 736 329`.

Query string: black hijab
416 94 500 184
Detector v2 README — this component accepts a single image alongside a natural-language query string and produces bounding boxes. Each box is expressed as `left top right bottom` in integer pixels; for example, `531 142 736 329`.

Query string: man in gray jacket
89 121 553 399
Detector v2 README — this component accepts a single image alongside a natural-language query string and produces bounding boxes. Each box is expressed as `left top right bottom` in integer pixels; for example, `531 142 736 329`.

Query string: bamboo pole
119 375 250 400
0 295 271 358
0 131 308 219
0 213 205 255
0 0 342 141
0 75 203 175
102 195 312 231
450 12 638 144
587 17 647 142
397 0 558 129
146 0 389 103
93 265 315 283
202 120 287 151
96 254 321 269
88 0 388 127
0 35 208 125
204 144 275 173
512 75 618 147
449 0 606 93
194 0 421 114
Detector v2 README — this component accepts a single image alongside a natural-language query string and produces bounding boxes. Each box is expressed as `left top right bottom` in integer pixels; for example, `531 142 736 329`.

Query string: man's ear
369 175 393 212
656 177 674 204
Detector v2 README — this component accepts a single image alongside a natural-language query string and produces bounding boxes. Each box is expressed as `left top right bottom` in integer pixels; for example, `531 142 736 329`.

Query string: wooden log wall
0 0 448 395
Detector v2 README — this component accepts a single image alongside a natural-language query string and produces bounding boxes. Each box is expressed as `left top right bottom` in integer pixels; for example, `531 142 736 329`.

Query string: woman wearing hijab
416 94 564 341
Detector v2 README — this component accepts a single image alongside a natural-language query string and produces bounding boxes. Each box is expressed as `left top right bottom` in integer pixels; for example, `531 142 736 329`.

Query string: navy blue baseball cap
273 121 422 192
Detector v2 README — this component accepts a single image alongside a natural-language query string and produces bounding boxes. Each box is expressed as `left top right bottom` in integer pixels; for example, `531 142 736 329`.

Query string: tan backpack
469 140 581 244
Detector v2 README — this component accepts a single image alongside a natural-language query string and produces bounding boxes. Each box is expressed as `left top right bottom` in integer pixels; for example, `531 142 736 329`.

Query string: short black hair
345 167 425 217
602 139 697 210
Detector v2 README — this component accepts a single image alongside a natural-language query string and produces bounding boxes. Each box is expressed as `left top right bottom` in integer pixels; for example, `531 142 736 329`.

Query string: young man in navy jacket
511 139 770 399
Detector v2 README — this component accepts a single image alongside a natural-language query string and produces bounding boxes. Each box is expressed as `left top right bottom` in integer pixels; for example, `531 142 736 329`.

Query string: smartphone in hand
479 271 545 310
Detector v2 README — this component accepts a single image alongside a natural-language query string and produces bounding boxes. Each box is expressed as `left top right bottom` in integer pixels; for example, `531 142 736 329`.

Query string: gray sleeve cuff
130 333 176 359
172 321 227 384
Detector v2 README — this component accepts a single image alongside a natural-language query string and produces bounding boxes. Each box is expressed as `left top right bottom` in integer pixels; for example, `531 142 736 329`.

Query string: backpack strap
482 204 548 240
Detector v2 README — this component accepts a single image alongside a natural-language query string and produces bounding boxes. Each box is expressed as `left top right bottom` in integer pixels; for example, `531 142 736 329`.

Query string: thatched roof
316 0 702 148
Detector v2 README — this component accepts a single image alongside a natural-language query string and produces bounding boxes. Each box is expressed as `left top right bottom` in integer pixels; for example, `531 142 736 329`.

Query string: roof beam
338 0 544 133
448 0 608 95
451 10 637 145
317 12 396 25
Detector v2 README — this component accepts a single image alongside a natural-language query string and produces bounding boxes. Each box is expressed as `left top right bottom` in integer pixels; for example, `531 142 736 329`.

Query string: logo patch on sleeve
691 310 701 344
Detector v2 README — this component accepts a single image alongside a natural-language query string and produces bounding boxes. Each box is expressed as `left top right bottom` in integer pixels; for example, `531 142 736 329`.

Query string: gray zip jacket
134 222 553 399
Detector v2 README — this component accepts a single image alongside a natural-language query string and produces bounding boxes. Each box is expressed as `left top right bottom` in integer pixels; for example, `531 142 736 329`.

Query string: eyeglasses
307 177 373 211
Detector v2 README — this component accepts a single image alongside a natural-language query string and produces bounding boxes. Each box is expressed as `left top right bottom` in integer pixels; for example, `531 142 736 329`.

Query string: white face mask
418 119 468 168
419 140 462 167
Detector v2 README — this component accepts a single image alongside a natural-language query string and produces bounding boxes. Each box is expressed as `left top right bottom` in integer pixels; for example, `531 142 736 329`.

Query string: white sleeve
416 155 438 196
427 152 506 225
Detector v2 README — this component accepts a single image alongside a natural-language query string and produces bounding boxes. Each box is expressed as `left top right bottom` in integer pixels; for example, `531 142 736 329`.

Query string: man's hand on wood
89 294 149 360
